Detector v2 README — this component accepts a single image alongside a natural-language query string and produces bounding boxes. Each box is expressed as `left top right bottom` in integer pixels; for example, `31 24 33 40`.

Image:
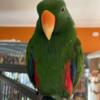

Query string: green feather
73 39 84 89
26 0 83 99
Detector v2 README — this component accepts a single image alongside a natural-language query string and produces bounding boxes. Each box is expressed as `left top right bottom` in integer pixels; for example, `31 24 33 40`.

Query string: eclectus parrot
26 0 83 99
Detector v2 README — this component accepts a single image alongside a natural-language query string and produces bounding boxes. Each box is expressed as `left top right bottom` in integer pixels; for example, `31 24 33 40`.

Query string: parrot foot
42 96 56 100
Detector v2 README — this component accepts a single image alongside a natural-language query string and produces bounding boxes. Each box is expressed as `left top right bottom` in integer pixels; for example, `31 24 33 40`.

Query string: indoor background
0 0 100 100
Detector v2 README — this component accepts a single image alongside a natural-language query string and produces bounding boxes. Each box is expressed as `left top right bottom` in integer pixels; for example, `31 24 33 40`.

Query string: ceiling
0 0 100 27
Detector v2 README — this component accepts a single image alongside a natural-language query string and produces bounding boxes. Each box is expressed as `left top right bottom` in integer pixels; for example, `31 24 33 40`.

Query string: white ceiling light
92 32 100 37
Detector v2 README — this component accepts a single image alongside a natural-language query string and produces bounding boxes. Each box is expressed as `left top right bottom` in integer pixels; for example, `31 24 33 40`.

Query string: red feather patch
33 61 40 88
64 62 73 96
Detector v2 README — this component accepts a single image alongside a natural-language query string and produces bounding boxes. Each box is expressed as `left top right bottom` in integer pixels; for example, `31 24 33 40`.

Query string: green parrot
26 0 84 99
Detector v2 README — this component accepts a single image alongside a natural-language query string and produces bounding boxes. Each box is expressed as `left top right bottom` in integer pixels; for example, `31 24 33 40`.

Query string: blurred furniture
87 51 100 100
0 42 41 100
0 74 40 100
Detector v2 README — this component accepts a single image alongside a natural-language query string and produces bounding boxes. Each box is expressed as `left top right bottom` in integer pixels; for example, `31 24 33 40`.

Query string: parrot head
37 0 74 40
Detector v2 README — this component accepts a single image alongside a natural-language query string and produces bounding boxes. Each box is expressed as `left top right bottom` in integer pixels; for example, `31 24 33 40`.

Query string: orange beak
41 10 56 40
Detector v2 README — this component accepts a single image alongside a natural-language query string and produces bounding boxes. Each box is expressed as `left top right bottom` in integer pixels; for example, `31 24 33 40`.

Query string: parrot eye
61 7 65 13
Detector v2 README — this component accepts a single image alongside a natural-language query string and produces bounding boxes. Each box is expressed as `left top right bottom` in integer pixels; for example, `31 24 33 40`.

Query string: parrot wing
72 38 84 89
64 38 83 96
26 46 39 88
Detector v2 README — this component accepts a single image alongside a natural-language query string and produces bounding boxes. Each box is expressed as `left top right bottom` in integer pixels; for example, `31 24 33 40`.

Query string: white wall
0 0 100 27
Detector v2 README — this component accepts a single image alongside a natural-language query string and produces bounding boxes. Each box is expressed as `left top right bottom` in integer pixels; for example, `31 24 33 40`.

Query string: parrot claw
42 96 56 100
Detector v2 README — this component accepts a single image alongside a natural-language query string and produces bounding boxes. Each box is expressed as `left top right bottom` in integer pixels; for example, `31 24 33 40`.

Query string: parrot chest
31 39 73 95
35 53 65 95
